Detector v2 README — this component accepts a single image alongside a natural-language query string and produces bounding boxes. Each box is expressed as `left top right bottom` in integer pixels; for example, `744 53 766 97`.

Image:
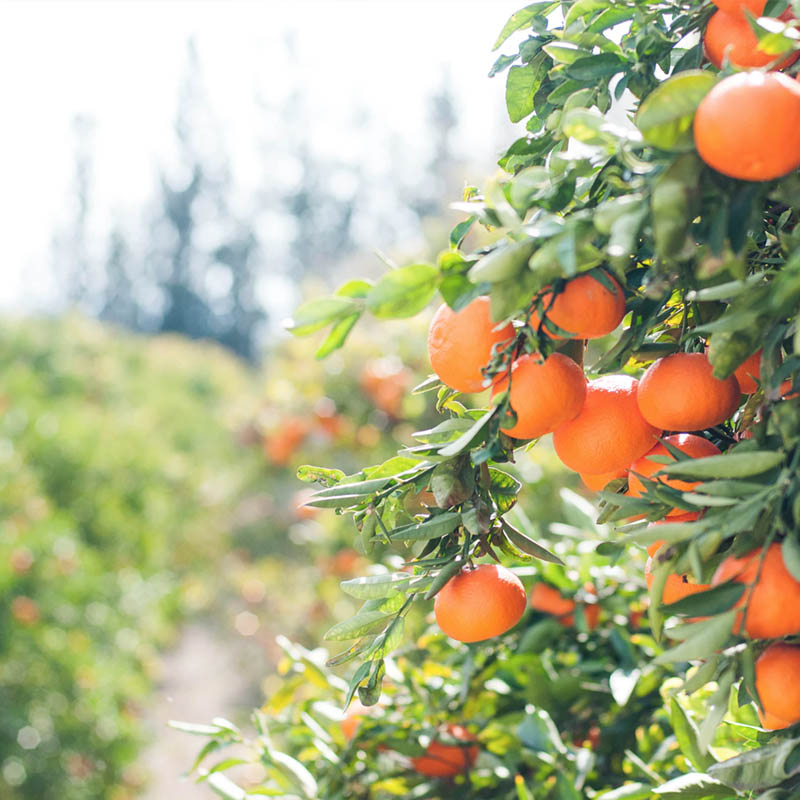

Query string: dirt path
138 622 260 799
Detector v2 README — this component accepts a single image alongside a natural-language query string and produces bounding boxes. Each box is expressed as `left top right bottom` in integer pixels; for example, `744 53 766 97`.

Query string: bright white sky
0 0 523 313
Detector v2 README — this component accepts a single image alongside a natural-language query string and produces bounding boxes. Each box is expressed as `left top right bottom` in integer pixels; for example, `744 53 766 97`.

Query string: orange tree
180 0 800 797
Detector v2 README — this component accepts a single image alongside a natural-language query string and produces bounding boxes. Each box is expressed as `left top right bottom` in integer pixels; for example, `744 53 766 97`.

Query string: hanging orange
694 71 800 182
530 270 626 339
755 644 800 730
428 297 515 394
410 725 479 777
637 352 741 431
553 375 662 474
434 564 526 642
492 352 587 439
704 9 799 70
711 542 800 638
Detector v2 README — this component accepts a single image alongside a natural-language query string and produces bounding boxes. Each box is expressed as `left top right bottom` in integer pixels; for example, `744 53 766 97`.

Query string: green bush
0 317 262 800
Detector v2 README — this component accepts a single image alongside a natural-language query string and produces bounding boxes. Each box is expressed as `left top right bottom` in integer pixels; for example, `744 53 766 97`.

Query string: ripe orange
694 71 800 182
529 582 576 621
755 644 800 730
712 0 765 14
734 350 763 394
628 434 722 515
530 271 626 339
341 698 370 741
637 352 741 431
580 468 627 492
428 298 515 394
711 542 800 638
410 725 479 777
645 557 711 605
360 358 411 417
434 563 526 642
492 352 587 439
704 9 799 70
553 375 662 474
529 583 599 629
264 417 310 466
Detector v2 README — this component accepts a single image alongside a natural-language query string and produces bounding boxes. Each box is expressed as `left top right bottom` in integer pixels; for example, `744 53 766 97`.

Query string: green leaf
315 312 360 358
654 610 736 664
782 535 800 583
285 297 359 336
365 264 438 319
430 459 475 507
450 216 476 248
669 697 716 773
653 773 735 799
661 582 745 617
323 611 393 642
564 52 626 81
708 738 800 791
205 773 247 800
389 511 462 541
424 558 464 600
438 407 498 457
659 451 784 479
335 278 373 298
506 59 546 123
595 784 652 800
339 573 413 600
469 238 537 283
489 468 522 513
296 465 346 486
493 3 551 49
542 43 588 64
502 520 564 564
635 70 717 152
169 720 232 737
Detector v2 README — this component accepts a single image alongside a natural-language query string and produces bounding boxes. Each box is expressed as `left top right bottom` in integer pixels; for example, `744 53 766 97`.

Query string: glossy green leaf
365 264 438 319
659 451 784 480
635 70 717 151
